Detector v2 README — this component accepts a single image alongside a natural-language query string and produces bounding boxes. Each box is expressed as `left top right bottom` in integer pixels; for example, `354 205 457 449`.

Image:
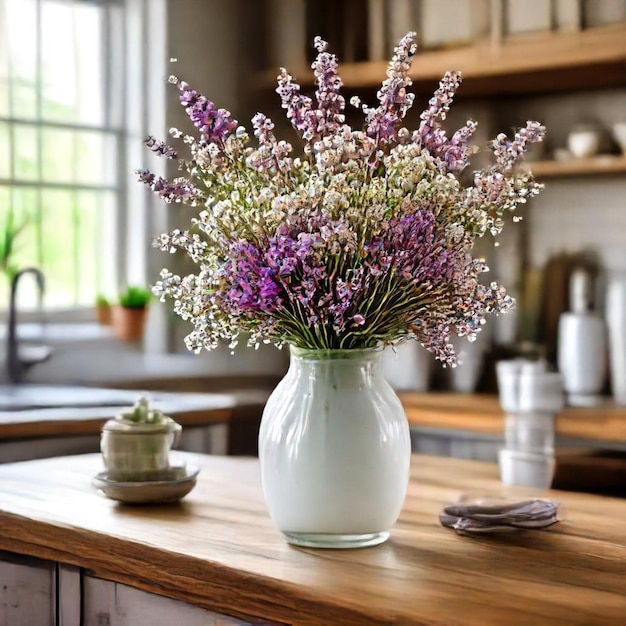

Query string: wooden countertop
400 392 626 444
0 388 269 440
0 453 624 625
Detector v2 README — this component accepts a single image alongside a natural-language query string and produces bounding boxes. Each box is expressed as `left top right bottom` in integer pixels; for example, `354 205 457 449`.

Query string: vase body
258 346 411 548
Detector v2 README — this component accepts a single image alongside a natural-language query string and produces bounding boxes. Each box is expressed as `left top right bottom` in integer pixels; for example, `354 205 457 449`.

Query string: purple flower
363 32 417 150
353 313 366 326
135 169 198 203
415 72 481 173
178 81 237 143
276 69 313 136
492 121 546 172
247 113 292 173
311 37 346 137
148 35 544 359
144 136 177 159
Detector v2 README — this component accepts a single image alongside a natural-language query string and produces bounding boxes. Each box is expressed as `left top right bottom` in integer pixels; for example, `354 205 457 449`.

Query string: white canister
558 312 607 399
382 341 433 391
496 359 563 414
499 448 555 490
557 265 607 404
606 275 626 405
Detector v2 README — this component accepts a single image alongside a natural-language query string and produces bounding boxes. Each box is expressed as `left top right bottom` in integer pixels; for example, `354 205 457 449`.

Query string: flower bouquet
139 33 544 548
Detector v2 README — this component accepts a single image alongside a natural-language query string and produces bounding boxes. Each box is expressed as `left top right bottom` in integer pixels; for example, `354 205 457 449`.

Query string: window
0 0 124 311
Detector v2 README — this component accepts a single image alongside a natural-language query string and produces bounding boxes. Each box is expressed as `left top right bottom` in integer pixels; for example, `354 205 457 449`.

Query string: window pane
41 1 105 125
41 128 114 186
76 131 108 186
41 127 75 184
97 190 118 300
0 122 10 178
7 186 38 270
74 3 104 126
5 0 38 119
0 186 118 310
0 186 9 308
41 1 76 123
40 189 117 308
0 185 39 310
40 188 77 307
13 123 39 180
76 191 115 306
0 4 9 118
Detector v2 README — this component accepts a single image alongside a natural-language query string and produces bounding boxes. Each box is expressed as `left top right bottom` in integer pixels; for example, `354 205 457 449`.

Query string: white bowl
567 130 600 159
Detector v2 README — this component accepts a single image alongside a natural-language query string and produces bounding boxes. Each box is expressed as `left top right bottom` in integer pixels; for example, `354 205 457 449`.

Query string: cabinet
0 552 56 626
0 552 249 626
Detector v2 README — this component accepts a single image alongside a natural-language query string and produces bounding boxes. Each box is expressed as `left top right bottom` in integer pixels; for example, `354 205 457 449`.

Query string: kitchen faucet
6 267 52 384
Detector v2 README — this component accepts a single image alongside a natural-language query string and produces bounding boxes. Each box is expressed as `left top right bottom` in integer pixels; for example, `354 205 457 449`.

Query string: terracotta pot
96 304 112 326
112 306 148 341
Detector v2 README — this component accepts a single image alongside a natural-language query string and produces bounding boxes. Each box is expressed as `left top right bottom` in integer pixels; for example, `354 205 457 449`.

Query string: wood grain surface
400 392 626 444
0 453 624 625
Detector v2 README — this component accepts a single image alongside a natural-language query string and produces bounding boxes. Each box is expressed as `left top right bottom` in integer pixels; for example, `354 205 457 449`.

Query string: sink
0 385 140 412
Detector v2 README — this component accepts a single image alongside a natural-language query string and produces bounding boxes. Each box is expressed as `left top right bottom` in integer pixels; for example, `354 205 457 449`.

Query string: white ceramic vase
258 346 411 549
606 275 626 405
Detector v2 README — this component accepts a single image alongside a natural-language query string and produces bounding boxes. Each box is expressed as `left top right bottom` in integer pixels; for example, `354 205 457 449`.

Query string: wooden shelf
527 155 626 178
256 23 626 97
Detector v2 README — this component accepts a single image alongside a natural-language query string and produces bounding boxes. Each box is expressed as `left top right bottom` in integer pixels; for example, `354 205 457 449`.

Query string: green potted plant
112 285 152 341
95 294 112 326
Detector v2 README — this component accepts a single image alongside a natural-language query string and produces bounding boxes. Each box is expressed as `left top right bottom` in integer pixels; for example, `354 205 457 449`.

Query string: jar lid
102 414 180 434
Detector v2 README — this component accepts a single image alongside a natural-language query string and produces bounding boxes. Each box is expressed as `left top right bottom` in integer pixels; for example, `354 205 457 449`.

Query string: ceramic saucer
92 465 200 504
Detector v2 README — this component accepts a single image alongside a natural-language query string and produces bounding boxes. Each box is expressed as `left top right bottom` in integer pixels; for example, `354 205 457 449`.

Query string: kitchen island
0 453 624 625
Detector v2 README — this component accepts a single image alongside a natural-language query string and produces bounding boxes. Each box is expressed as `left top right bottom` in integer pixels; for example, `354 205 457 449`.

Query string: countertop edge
0 511 397 626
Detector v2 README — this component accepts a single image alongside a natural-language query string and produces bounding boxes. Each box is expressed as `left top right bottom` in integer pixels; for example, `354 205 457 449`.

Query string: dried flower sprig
140 32 545 365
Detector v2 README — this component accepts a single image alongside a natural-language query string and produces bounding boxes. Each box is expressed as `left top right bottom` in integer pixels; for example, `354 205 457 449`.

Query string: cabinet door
0 551 55 626
82 575 251 626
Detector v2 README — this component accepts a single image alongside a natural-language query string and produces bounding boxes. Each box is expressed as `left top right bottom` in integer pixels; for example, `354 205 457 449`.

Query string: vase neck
288 346 382 362
288 346 383 389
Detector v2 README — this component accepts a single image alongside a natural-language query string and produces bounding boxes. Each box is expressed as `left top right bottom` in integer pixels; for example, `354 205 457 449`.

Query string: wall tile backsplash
528 178 626 272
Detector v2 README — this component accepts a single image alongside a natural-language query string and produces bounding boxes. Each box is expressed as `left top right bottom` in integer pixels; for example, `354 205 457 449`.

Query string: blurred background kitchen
1 0 625 494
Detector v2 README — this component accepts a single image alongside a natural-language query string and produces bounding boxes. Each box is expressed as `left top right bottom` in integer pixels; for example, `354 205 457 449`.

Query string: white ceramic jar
101 416 182 482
